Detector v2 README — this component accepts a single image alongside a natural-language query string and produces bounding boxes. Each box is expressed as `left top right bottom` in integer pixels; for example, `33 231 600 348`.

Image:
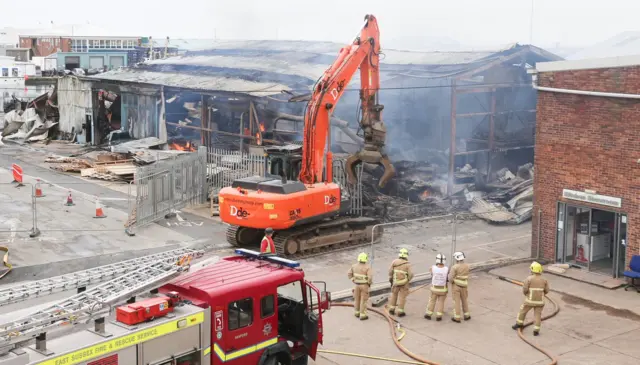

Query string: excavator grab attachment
346 148 395 188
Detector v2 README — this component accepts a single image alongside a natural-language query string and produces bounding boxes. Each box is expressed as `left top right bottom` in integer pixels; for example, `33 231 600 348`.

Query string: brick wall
19 37 69 57
532 65 640 271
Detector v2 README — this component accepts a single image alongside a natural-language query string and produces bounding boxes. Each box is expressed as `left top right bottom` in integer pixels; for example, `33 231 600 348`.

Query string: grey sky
3 0 639 50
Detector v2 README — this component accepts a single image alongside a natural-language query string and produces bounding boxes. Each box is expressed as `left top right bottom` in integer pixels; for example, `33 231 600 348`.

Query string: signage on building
562 189 622 208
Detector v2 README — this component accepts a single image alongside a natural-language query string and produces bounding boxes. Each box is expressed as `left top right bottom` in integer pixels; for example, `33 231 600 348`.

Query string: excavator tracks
225 217 383 260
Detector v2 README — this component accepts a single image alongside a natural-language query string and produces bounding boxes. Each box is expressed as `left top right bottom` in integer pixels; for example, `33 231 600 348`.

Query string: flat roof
536 54 640 72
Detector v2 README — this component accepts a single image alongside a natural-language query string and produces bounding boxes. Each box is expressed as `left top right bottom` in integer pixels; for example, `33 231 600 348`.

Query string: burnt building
55 41 560 192
532 55 640 278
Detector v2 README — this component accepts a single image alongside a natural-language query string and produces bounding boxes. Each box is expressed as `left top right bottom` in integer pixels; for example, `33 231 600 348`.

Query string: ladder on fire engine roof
0 249 203 353
0 248 203 308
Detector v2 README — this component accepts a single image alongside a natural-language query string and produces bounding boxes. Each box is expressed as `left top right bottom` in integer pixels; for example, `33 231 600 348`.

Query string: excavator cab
264 144 303 182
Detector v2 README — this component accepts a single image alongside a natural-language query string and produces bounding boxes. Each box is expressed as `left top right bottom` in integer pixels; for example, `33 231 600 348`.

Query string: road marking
165 221 204 228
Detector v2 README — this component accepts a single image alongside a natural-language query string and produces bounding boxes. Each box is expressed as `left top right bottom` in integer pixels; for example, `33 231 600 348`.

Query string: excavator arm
299 14 395 188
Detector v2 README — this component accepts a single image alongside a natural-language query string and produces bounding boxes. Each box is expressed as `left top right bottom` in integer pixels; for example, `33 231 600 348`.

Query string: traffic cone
94 198 106 218
65 191 75 206
34 179 45 198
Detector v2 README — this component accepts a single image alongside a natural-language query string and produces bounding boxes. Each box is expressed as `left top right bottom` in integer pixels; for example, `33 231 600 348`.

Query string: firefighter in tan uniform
347 252 373 320
449 251 471 323
388 248 413 317
512 261 549 336
424 253 448 321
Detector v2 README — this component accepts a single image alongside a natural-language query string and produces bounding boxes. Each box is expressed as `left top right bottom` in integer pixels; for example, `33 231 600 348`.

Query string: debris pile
45 153 137 182
468 163 534 224
358 157 534 224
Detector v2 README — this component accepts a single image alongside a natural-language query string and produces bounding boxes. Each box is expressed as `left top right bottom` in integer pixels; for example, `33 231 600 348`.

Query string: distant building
18 35 178 62
57 51 128 71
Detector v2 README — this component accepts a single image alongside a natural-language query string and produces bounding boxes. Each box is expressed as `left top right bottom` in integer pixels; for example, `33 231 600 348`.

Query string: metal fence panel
332 159 363 216
129 149 207 231
207 148 266 195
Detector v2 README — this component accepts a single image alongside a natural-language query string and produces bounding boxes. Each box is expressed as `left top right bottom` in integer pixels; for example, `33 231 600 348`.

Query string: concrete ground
300 218 532 293
312 264 640 365
0 166 195 282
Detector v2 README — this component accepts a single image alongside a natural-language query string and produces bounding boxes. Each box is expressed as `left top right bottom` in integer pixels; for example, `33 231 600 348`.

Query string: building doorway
556 202 625 277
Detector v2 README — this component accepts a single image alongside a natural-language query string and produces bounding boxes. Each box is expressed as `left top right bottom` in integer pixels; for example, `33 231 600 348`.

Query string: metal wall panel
141 325 201 365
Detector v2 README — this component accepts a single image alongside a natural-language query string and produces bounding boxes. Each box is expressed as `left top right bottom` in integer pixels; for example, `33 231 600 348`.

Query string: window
127 40 134 48
261 295 275 318
100 40 106 48
117 40 122 48
228 298 253 330
11 68 18 77
92 40 100 48
1 68 8 77
278 281 304 303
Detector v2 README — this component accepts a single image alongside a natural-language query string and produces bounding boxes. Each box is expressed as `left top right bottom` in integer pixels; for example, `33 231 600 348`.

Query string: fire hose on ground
320 276 560 365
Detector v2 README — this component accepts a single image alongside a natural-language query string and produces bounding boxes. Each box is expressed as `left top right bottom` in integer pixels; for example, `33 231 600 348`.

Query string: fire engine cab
0 249 330 365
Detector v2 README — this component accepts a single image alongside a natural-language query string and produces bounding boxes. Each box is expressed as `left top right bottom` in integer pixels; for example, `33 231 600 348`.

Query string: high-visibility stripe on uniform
454 275 468 287
213 338 278 362
430 285 448 293
353 273 369 284
393 269 408 286
525 288 545 306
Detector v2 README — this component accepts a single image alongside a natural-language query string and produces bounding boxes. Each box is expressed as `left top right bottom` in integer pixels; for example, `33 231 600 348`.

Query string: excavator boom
299 14 395 188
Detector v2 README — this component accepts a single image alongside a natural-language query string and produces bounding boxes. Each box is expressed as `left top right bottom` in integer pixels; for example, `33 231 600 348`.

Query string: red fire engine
0 249 330 365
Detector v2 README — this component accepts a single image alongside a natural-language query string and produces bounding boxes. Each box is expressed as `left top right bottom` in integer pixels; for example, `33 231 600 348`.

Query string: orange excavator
219 14 395 257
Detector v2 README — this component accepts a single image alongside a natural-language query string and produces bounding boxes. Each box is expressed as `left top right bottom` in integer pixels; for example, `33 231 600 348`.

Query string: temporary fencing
126 147 207 234
207 148 267 196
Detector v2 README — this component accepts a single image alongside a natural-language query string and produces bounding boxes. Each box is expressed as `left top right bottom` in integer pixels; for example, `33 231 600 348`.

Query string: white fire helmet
453 251 466 261
435 253 446 265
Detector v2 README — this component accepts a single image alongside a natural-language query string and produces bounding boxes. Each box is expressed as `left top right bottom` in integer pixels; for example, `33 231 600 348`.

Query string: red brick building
532 56 640 278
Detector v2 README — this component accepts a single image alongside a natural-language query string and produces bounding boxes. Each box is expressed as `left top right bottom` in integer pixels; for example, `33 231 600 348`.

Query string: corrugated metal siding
121 92 158 139
57 76 93 136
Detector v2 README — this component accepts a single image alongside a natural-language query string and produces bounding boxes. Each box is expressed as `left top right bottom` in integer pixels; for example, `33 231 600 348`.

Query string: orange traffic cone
65 191 75 206
34 179 45 198
94 198 106 219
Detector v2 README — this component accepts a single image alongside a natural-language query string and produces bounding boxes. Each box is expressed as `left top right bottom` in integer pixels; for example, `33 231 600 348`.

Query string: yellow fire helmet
358 252 368 263
530 261 543 274
399 248 409 259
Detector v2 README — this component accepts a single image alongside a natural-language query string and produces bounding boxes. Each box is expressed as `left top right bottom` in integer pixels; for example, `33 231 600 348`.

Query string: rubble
358 156 535 224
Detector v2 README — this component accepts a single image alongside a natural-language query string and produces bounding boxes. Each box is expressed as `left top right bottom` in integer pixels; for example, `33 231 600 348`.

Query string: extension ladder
0 249 203 348
0 248 201 307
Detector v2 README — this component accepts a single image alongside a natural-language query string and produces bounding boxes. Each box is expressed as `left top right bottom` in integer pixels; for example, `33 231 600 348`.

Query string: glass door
556 202 566 262
614 214 627 278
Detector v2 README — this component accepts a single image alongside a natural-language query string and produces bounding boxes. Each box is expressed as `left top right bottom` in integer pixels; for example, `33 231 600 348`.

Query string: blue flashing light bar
234 248 301 268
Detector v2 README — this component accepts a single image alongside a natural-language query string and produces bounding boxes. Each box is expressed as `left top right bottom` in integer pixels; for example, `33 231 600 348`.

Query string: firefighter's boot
533 330 540 336
397 309 406 317
354 311 360 318
424 313 431 320
451 317 461 323
388 307 395 315
464 315 471 321
360 313 369 321
512 323 523 330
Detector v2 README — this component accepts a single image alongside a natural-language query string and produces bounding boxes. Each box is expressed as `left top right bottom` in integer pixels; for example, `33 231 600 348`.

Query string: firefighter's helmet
399 248 409 259
436 253 446 265
453 251 466 261
530 261 543 274
358 252 368 263
265 227 274 235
